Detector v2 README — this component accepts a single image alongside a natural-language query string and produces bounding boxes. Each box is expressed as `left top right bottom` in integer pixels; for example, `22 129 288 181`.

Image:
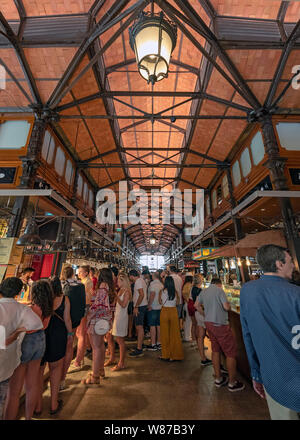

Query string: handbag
94 319 110 335
187 298 196 317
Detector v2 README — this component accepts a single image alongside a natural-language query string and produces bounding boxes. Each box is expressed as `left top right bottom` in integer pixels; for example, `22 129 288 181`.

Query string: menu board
0 238 14 264
0 238 23 265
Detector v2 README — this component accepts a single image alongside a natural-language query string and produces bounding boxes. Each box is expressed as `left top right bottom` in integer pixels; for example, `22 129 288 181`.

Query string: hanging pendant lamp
129 9 177 85
17 218 42 246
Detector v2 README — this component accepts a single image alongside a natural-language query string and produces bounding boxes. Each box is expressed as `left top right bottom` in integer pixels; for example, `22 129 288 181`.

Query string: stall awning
193 229 286 261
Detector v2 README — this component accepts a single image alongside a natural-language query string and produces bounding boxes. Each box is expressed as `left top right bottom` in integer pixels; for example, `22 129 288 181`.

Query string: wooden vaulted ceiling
0 0 300 255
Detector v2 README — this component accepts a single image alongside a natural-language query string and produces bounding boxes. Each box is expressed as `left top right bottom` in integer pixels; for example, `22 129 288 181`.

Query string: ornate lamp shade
150 235 156 245
17 218 42 246
129 11 177 85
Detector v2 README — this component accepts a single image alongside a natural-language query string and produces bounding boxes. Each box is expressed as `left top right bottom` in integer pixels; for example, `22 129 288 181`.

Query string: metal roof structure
0 0 299 255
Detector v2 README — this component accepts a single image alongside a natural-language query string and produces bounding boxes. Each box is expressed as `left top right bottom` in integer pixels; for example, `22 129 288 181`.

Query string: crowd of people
0 244 299 420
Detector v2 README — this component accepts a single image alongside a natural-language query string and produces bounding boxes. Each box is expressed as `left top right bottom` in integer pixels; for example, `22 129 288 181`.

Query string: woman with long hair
158 276 184 362
4 280 53 420
111 272 132 371
82 268 112 385
34 276 72 416
182 274 194 342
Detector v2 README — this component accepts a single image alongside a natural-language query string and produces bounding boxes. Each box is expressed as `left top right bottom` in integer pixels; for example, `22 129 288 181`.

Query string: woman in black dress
35 277 72 416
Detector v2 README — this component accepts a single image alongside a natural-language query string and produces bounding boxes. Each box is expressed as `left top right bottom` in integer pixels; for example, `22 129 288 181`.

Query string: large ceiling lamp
129 8 177 85
17 218 42 246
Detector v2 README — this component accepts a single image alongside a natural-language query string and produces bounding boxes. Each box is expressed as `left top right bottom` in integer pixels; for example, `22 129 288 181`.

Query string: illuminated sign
192 248 219 260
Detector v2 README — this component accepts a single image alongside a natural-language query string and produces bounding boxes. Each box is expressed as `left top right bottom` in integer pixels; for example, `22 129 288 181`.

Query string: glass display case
223 285 241 313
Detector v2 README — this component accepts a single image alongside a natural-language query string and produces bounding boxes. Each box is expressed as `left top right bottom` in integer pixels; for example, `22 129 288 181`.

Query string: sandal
81 372 100 386
104 360 116 367
111 365 125 371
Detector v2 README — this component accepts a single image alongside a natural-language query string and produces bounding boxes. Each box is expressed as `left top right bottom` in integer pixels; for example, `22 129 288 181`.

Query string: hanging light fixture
17 218 42 246
51 218 68 252
129 5 177 85
150 235 156 245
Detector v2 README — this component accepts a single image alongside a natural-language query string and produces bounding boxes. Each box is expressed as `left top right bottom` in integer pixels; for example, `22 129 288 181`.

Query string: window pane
88 190 94 209
277 122 300 150
41 131 51 160
47 136 55 164
240 148 251 177
206 198 211 216
212 190 217 209
65 160 73 185
232 161 241 187
0 120 31 149
217 185 222 205
83 183 88 202
54 147 66 176
222 174 229 198
250 131 265 165
77 175 83 197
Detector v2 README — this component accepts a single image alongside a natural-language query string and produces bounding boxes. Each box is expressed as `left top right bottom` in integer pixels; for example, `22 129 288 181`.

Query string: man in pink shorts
198 277 244 392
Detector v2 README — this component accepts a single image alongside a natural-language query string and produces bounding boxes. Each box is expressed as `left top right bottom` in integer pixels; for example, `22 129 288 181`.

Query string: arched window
232 161 241 187
54 147 66 176
65 160 73 185
250 131 265 165
77 174 83 197
240 148 251 177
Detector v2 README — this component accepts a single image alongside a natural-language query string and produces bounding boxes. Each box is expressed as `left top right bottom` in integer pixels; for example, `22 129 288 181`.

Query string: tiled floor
18 339 270 420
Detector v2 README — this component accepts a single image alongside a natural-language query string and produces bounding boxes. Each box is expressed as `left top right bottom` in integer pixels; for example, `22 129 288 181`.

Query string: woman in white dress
111 272 132 371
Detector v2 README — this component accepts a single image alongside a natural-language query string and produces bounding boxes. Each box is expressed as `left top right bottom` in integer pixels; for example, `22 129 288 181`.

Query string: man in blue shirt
240 244 300 420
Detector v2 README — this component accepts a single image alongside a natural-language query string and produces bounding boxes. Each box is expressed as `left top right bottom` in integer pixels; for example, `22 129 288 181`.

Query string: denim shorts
21 330 46 364
0 378 9 419
147 309 161 327
134 305 147 326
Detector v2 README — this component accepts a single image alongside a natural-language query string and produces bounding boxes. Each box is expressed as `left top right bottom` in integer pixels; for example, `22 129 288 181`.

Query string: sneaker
228 381 245 392
145 344 158 351
201 359 212 366
142 344 148 351
220 365 228 375
129 348 144 357
156 344 161 350
215 375 229 388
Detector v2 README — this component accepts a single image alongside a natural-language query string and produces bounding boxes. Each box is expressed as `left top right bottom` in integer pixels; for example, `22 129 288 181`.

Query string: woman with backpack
158 276 184 362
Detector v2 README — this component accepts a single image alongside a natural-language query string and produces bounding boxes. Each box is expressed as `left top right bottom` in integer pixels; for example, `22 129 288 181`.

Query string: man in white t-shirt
169 266 183 324
145 272 163 351
0 277 43 418
129 270 148 357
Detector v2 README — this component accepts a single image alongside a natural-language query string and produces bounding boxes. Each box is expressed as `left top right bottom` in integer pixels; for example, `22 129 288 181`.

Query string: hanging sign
192 248 219 260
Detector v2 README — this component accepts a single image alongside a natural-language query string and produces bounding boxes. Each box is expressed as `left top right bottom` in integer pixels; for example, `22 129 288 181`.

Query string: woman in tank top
158 276 184 362
111 272 132 371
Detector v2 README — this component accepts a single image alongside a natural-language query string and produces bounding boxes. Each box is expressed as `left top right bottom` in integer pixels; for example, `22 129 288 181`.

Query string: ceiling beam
56 90 250 112
174 0 262 108
60 114 246 120
265 20 300 108
0 11 41 105
48 0 149 109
